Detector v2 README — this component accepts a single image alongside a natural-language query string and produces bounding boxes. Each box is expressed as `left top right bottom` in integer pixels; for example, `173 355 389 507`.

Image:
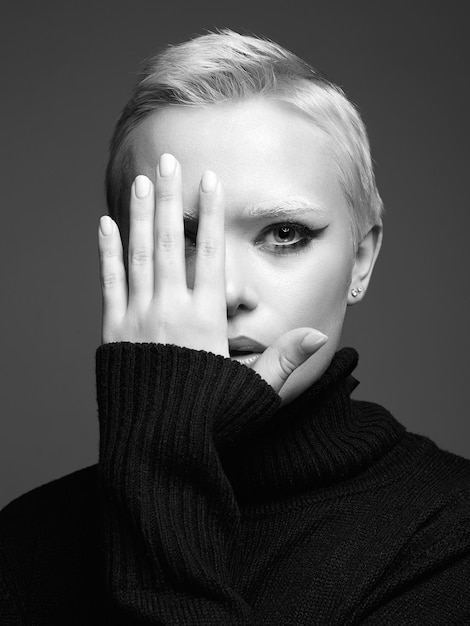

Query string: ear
348 223 383 305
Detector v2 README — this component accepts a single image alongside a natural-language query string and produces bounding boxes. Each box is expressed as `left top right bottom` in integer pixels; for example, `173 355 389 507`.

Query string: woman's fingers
99 157 229 353
98 216 127 341
193 171 225 298
154 154 186 292
252 328 328 398
127 175 156 303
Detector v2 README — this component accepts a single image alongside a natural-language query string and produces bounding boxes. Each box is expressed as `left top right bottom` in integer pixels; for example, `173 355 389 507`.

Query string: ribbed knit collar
222 348 405 502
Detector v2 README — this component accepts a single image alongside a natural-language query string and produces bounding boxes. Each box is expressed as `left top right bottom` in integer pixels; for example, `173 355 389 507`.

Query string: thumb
252 328 328 395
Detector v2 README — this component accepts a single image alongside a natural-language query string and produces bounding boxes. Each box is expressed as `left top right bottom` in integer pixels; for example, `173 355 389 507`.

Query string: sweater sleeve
96 342 280 625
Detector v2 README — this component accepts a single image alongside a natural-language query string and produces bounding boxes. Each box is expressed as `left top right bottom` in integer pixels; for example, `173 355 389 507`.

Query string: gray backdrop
1 0 469 510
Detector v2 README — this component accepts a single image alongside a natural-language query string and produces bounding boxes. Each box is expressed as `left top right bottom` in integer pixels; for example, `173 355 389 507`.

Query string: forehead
129 97 348 219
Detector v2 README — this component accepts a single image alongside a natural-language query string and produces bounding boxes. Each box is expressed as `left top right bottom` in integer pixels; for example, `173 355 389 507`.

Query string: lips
228 336 266 367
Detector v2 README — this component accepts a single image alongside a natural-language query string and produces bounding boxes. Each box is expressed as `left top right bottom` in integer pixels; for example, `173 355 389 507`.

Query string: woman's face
131 97 359 401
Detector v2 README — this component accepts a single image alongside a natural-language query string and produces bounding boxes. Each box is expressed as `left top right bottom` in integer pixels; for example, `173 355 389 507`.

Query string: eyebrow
244 197 327 220
183 196 327 222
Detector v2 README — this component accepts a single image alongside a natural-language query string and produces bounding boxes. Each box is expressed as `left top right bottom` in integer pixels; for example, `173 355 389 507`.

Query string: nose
225 246 259 317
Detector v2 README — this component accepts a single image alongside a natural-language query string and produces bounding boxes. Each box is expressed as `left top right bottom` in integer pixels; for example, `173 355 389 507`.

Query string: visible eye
264 224 305 245
256 222 326 255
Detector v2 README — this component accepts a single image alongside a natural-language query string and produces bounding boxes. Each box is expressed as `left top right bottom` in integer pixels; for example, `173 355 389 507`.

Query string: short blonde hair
106 29 383 248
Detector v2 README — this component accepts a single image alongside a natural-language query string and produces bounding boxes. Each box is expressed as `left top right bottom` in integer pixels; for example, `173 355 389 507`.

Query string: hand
252 328 328 404
98 153 328 398
98 153 229 356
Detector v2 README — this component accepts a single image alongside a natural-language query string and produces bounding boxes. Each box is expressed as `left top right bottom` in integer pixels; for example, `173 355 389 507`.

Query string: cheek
268 247 353 333
274 246 355 404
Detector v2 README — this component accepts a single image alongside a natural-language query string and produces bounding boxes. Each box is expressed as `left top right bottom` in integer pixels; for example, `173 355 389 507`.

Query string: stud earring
351 287 363 297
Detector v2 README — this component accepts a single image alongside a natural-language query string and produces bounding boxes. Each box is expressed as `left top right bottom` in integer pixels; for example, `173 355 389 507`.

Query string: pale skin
98 98 382 404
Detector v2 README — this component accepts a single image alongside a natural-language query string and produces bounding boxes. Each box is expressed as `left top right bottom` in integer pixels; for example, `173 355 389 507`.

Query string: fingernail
201 170 217 193
100 216 114 236
159 153 176 178
135 175 150 198
300 330 328 354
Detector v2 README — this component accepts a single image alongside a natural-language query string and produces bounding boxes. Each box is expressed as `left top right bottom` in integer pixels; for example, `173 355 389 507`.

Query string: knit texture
1 343 470 625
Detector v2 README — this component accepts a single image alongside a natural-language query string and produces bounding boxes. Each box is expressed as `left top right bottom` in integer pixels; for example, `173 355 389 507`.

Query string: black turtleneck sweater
1 344 470 625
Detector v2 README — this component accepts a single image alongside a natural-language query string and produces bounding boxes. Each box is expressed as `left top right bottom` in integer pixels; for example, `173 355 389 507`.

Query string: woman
1 29 469 625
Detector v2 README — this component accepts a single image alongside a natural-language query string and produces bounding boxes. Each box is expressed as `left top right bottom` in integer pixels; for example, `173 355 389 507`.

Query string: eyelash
256 222 326 255
184 222 326 256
